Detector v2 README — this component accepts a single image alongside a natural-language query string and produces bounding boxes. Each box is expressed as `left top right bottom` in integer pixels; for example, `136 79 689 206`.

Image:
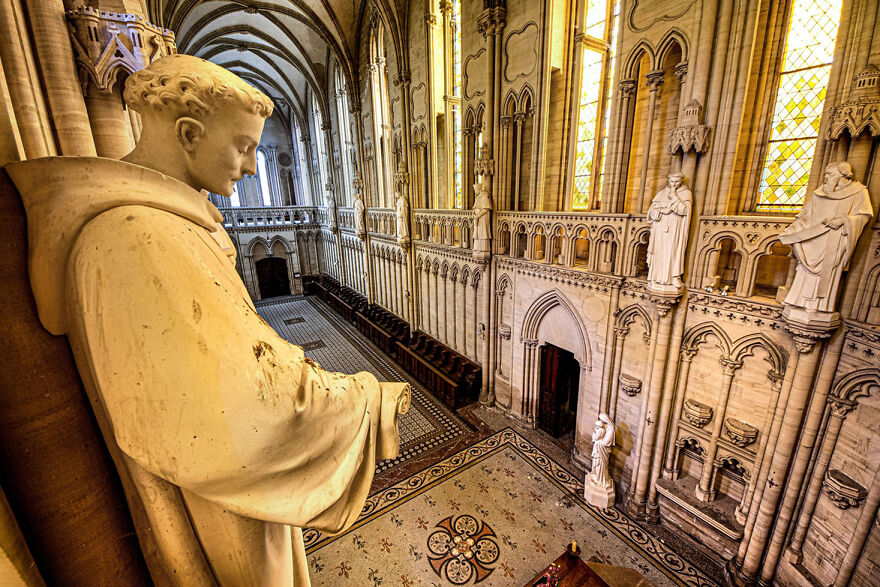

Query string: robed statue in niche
7 55 409 587
646 173 693 293
779 161 874 315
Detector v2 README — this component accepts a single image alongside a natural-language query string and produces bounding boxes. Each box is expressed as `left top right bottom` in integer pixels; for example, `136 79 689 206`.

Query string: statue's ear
175 117 205 152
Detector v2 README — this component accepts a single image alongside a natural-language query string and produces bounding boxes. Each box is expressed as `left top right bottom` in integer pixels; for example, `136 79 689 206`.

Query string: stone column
630 293 679 514
605 80 636 213
25 0 96 156
635 71 664 213
663 348 697 478
0 0 54 158
439 266 448 344
449 272 458 352
521 339 540 422
695 357 743 501
786 395 855 561
606 324 628 422
834 467 880 587
735 373 784 524
733 319 836 585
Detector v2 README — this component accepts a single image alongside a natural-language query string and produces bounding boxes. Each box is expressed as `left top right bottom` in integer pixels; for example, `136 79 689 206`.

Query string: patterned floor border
305 428 719 587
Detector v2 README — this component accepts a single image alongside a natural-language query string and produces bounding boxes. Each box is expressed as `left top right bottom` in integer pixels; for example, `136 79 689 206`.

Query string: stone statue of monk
6 54 409 587
646 173 693 293
779 161 874 314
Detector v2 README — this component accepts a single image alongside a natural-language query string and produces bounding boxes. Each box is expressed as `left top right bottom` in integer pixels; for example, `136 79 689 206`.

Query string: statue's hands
822 217 844 230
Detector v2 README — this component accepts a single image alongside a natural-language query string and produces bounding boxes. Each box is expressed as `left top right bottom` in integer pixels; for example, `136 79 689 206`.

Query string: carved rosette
66 6 177 94
683 398 713 428
823 469 868 509
723 418 758 448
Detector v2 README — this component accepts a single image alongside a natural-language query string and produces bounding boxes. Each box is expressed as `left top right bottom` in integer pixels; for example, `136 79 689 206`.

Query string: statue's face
184 103 265 196
824 166 842 192
668 175 682 189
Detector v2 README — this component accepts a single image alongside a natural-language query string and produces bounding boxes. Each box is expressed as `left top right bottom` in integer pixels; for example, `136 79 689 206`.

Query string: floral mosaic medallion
427 514 499 584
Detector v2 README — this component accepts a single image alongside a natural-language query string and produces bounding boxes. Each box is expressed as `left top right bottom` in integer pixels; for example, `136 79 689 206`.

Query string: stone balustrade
367 207 396 237
413 208 475 247
219 206 319 228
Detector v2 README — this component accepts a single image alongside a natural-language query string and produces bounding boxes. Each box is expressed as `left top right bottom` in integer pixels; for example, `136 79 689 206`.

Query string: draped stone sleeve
66 205 408 534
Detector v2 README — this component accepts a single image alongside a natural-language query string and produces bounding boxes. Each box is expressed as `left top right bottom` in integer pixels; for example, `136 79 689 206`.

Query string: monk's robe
7 157 410 586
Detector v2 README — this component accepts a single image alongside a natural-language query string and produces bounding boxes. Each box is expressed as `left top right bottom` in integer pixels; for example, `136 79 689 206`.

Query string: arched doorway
255 257 290 298
538 343 580 438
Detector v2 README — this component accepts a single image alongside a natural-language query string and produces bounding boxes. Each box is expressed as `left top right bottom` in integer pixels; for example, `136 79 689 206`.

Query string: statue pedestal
647 282 683 295
584 479 615 509
782 305 841 329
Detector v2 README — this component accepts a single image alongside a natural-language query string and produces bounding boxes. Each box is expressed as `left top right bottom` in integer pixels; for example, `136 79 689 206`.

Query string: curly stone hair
124 54 273 119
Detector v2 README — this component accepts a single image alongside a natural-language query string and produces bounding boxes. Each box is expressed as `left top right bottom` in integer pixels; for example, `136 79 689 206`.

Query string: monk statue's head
667 173 684 190
823 161 854 193
123 54 274 196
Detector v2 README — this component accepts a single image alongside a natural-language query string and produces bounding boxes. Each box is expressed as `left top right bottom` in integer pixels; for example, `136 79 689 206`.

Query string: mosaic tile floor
256 296 472 476
305 429 720 587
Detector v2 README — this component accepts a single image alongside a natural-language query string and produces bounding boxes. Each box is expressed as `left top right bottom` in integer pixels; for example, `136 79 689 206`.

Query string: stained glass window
756 0 843 212
572 1 618 210
451 0 463 207
257 150 272 207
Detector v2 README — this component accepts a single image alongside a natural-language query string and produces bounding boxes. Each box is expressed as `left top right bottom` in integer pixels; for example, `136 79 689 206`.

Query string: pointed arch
833 368 880 402
682 322 733 356
521 289 592 370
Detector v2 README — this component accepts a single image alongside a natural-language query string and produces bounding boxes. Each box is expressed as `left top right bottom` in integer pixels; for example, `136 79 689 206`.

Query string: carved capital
827 395 857 418
523 338 540 349
674 61 688 83
680 347 697 362
719 357 743 376
619 79 637 98
439 0 453 15
394 70 411 87
425 13 438 27
650 291 681 317
614 325 630 339
645 70 665 91
783 320 837 354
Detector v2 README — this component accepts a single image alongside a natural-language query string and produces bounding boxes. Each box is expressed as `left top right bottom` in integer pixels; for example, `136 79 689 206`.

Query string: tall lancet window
451 0 463 208
572 0 618 210
313 101 331 201
756 0 843 212
335 67 355 203
257 150 272 207
230 183 241 207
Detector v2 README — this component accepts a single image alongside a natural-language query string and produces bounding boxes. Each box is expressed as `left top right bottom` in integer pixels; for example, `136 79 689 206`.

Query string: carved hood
5 157 223 335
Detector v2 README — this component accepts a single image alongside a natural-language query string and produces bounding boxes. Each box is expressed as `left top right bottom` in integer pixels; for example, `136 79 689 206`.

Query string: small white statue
472 180 492 260
326 184 338 232
584 413 616 508
646 173 693 293
395 190 410 245
352 191 366 240
779 161 874 315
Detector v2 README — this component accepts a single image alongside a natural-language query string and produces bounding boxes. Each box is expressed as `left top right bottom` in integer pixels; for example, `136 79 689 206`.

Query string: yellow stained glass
757 0 842 212
573 1 618 211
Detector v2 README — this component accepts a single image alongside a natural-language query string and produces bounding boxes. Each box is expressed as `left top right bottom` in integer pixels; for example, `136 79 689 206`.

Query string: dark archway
256 257 290 298
538 343 580 438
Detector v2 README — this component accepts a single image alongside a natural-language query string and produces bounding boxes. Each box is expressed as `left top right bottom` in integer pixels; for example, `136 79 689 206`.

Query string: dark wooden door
256 257 290 298
538 344 580 438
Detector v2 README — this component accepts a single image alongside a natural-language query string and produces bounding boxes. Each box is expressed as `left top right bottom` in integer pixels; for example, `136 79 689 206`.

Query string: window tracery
572 0 619 210
756 0 843 212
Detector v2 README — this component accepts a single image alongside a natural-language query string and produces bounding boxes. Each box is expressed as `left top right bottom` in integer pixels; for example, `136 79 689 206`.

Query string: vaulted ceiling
147 0 407 129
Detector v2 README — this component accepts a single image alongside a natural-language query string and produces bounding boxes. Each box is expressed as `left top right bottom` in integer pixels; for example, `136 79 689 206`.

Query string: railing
367 207 397 237
219 206 319 228
413 208 475 246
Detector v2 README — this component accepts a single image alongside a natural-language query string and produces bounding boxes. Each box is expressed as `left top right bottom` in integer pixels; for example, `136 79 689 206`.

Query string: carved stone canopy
723 418 758 448
683 398 713 428
823 469 868 509
827 65 880 139
618 374 642 396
